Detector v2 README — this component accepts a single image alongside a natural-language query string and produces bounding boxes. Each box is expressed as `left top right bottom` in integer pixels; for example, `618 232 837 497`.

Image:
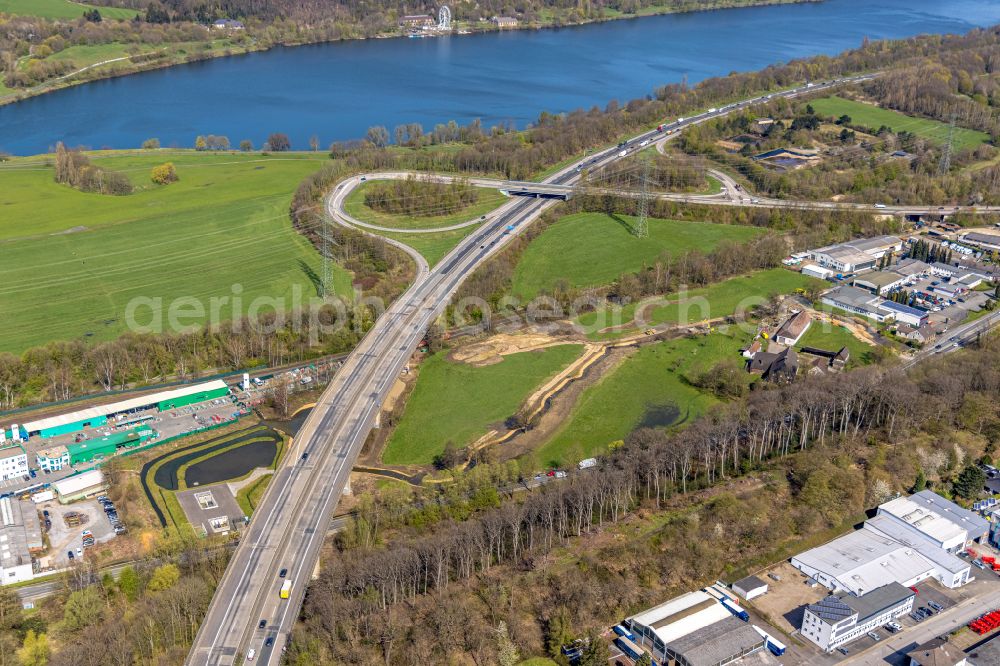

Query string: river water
2 0 1000 155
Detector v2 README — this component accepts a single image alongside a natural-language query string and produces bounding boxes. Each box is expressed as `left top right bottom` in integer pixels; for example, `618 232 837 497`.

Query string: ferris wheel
438 5 451 29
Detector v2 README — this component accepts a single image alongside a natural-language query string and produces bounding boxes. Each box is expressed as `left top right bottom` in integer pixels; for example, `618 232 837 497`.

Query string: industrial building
809 236 902 274
0 496 42 584
0 443 28 482
961 231 1000 252
67 426 155 465
878 490 989 548
53 469 106 504
792 491 982 598
821 286 929 327
625 588 765 666
853 271 909 296
801 583 914 652
10 380 229 440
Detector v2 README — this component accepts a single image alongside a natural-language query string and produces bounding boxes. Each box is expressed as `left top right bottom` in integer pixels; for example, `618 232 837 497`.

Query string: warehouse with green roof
68 427 155 464
10 380 230 440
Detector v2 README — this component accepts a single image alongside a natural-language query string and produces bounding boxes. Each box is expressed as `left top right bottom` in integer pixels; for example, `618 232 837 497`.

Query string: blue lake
2 0 1000 155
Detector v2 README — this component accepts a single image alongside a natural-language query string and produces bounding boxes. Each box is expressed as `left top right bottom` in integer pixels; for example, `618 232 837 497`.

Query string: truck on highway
280 580 292 599
618 150 628 157
657 124 665 132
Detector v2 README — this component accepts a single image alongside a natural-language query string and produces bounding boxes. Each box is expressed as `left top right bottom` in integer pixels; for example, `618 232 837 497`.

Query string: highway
186 75 998 666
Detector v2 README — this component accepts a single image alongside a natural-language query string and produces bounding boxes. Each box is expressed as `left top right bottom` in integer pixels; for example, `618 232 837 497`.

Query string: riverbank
0 0 819 111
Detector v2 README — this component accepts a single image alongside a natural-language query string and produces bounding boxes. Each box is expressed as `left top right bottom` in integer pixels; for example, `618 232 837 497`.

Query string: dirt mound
449 332 569 366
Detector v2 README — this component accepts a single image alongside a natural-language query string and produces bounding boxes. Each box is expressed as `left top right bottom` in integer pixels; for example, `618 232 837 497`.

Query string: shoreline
0 0 820 110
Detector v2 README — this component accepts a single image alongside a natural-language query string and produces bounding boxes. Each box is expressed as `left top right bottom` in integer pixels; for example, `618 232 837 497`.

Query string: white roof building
626 590 765 665
0 497 41 584
53 469 106 503
791 491 981 598
877 490 989 550
791 528 937 596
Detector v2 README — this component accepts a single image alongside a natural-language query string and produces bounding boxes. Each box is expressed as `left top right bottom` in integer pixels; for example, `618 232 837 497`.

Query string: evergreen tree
953 464 986 499
912 469 927 492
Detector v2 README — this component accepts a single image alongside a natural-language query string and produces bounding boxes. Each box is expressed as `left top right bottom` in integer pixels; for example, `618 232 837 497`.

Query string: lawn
577 268 827 340
512 213 764 299
0 0 138 19
797 322 873 367
810 97 989 150
535 332 748 467
0 151 353 352
378 225 481 268
382 345 583 466
343 181 508 230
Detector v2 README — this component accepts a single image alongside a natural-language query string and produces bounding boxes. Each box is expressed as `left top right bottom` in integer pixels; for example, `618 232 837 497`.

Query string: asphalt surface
186 74 1000 666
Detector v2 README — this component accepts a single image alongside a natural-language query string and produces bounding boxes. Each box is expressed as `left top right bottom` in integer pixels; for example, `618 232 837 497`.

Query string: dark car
258 619 266 629
67 551 74 560
264 637 274 647
279 568 288 578
837 647 849 655
42 510 49 518
301 452 309 461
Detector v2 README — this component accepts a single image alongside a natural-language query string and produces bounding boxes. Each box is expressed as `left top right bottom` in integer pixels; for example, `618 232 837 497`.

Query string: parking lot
39 498 119 568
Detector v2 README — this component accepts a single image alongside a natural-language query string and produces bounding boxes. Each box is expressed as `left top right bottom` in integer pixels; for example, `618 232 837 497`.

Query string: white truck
578 458 598 470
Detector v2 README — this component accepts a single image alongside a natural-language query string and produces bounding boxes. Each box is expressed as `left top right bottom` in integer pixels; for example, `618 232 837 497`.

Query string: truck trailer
280 580 292 599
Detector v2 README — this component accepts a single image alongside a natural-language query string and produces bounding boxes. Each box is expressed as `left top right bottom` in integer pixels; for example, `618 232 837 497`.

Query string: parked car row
99 495 127 535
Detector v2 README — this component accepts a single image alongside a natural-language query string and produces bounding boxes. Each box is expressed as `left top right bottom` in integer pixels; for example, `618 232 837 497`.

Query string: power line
939 113 957 176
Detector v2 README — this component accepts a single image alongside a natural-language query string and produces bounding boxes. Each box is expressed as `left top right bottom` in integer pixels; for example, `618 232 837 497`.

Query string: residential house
490 16 518 27
400 14 435 27
774 311 811 345
212 18 244 30
747 347 798 383
906 637 968 666
895 324 933 345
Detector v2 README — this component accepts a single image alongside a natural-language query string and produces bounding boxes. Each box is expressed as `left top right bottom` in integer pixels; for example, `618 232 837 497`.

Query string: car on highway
246 648 255 661
279 568 287 578
264 637 274 647
259 619 266 629
301 452 309 461
874 203 887 209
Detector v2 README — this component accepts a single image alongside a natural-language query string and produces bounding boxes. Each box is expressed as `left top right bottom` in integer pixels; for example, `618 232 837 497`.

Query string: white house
0 444 28 482
35 445 69 472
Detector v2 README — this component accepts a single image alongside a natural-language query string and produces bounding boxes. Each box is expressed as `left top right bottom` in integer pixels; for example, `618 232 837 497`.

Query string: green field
383 345 583 466
578 268 826 340
798 322 873 367
343 181 508 230
0 0 138 19
536 333 747 466
511 213 764 299
811 97 990 150
0 152 352 352
378 225 481 268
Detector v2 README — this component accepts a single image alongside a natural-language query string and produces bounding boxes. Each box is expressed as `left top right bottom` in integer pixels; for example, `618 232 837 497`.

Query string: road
185 75 999 666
